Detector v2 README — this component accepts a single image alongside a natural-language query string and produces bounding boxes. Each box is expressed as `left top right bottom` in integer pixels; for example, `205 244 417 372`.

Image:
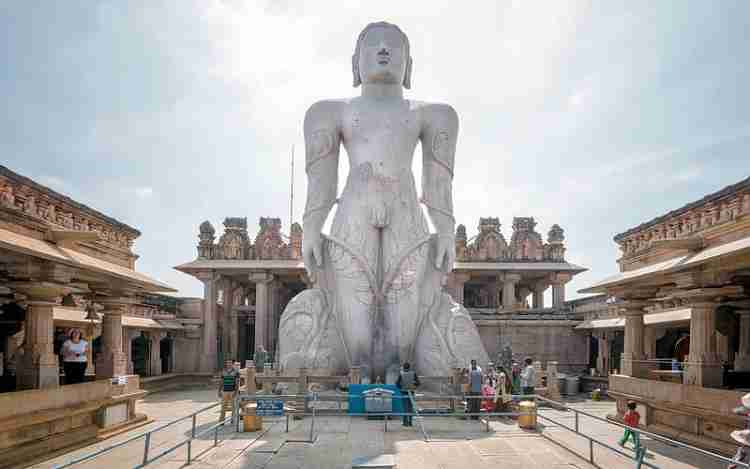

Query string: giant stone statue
278 22 489 383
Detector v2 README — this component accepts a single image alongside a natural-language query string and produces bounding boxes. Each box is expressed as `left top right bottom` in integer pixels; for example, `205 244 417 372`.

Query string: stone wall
478 320 588 372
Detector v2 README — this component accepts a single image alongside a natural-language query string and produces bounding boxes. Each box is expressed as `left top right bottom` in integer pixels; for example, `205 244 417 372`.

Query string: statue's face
358 26 407 86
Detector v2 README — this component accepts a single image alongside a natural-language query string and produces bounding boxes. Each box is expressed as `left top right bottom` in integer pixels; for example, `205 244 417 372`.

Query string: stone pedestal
621 302 647 378
684 302 723 387
96 301 130 379
734 310 750 371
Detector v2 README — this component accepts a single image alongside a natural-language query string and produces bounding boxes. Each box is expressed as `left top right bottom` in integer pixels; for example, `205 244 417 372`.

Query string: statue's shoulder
414 101 458 128
305 99 348 118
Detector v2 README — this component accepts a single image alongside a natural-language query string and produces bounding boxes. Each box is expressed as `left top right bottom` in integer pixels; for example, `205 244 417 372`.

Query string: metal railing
52 391 748 469
535 395 749 469
52 402 229 468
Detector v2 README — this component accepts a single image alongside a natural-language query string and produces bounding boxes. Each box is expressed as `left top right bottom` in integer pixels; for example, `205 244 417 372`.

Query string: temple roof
0 165 141 237
613 175 750 242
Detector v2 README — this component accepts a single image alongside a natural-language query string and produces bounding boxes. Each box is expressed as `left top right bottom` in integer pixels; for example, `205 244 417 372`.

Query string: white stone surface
279 22 488 381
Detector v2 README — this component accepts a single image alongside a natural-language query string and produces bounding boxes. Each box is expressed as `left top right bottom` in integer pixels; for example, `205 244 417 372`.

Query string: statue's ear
352 54 361 87
403 56 413 89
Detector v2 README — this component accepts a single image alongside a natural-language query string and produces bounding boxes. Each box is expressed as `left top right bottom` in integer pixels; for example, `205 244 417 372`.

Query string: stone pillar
246 361 257 394
222 282 235 362
250 272 274 353
517 287 531 309
716 331 730 364
547 361 560 398
149 332 164 376
197 271 218 372
735 310 750 371
447 273 470 305
685 301 723 387
349 365 361 385
267 280 279 359
532 283 545 309
488 280 499 309
533 360 543 388
597 332 610 376
122 328 135 375
502 274 521 310
85 322 97 377
14 283 72 389
95 298 131 379
620 301 647 378
238 315 248 363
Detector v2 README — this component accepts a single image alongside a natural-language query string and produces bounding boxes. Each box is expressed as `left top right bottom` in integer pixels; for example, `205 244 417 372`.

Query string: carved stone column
446 272 470 305
95 297 132 379
532 282 546 309
122 328 135 375
267 279 279 359
197 271 218 372
12 283 73 389
221 281 235 362
517 287 531 309
550 274 570 309
502 274 521 310
250 272 274 353
596 332 609 376
684 301 722 387
149 331 164 376
735 310 750 371
620 301 647 377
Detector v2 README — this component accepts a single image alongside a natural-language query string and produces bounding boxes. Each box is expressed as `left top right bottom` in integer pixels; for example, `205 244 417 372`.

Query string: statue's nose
377 42 390 55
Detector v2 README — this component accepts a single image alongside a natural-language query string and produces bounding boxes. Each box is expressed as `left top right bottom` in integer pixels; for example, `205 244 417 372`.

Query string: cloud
133 187 154 199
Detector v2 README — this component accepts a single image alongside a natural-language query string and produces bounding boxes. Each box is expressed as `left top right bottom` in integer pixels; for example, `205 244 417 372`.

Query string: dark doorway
131 334 149 376
160 336 173 374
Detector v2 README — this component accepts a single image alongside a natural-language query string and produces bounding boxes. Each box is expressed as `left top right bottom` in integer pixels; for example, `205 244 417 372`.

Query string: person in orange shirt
619 401 641 451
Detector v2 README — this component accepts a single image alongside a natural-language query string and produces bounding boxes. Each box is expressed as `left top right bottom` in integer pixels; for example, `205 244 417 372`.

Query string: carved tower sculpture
277 22 488 382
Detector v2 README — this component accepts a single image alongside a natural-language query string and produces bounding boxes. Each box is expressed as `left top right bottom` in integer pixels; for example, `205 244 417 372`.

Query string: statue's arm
420 103 458 238
302 101 341 267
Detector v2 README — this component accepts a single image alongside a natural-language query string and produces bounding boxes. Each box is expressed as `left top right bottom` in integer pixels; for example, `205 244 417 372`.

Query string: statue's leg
329 205 379 374
381 200 431 381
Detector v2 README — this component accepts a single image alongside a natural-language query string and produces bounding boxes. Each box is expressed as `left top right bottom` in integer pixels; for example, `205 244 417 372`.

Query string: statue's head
352 21 412 89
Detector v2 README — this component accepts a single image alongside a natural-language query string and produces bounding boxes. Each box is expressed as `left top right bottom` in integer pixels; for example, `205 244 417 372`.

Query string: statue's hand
434 235 456 271
302 231 323 273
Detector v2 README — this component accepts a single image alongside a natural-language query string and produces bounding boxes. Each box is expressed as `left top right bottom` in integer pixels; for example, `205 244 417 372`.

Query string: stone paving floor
31 389 735 469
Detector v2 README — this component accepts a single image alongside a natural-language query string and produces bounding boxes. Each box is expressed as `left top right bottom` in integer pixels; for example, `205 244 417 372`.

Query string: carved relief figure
0 183 15 207
22 194 37 215
278 22 488 382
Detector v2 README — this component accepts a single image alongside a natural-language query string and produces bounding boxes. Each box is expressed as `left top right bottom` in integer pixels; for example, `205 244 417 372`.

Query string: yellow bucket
518 401 537 429
242 403 263 432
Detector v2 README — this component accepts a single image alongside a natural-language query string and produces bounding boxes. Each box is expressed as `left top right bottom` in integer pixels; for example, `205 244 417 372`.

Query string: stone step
352 454 396 468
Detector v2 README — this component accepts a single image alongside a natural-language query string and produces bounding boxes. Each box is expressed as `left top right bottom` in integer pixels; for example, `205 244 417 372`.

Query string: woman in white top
62 328 88 384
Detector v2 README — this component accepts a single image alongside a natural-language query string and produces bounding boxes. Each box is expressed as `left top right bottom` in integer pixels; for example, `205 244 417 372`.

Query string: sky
1 1 749 299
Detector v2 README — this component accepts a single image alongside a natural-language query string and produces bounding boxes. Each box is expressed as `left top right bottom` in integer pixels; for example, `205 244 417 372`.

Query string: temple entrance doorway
131 333 149 376
160 336 173 374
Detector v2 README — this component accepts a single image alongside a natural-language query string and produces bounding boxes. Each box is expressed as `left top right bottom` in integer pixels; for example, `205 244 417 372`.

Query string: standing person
729 430 750 469
396 362 419 427
468 359 483 420
511 361 521 394
486 362 498 388
254 346 267 374
619 401 642 453
219 360 239 423
61 329 88 384
494 366 512 415
481 376 495 412
520 357 535 400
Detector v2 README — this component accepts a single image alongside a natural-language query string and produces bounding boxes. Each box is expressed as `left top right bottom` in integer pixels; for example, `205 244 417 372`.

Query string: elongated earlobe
403 57 413 89
352 55 361 87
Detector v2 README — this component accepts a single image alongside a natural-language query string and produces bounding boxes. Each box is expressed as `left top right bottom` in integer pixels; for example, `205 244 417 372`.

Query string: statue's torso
340 97 422 179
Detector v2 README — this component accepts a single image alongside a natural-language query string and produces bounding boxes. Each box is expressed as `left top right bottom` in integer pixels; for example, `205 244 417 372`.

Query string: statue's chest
343 107 420 143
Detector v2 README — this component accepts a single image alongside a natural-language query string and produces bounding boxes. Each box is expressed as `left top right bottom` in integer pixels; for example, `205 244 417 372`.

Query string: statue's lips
377 58 390 65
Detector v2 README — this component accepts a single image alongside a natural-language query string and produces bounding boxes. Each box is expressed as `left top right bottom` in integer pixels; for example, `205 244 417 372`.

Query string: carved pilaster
95 297 134 379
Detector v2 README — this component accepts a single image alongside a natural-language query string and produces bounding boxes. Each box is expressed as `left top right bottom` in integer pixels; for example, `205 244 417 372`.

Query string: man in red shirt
619 400 641 451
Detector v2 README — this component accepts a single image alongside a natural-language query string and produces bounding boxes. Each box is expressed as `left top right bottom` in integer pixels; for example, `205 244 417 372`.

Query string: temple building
0 165 177 464
579 176 750 454
175 215 588 372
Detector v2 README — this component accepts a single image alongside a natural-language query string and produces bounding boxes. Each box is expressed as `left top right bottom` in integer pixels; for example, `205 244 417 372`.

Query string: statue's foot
277 288 347 371
415 292 489 380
